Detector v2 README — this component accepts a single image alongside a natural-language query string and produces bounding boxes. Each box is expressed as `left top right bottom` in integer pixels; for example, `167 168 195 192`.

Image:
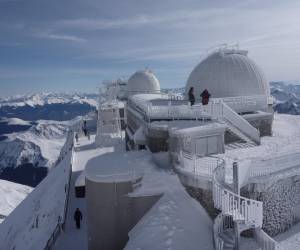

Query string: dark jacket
200 89 211 99
200 89 211 105
188 90 195 105
74 210 82 221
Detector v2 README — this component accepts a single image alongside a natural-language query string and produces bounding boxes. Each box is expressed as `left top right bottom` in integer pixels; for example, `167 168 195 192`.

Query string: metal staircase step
222 229 235 250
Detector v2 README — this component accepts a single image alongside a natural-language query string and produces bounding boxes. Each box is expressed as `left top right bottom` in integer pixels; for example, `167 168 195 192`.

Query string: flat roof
85 151 148 183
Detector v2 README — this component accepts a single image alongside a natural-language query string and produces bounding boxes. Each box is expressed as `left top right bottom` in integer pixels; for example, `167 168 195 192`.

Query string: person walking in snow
74 208 83 229
75 133 79 143
83 120 88 137
188 87 195 106
200 89 211 105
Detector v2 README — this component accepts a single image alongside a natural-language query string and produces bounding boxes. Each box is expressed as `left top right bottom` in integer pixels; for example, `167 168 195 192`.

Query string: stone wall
242 175 300 236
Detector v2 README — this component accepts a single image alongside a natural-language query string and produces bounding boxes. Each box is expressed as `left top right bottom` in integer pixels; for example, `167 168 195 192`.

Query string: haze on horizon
1 0 300 97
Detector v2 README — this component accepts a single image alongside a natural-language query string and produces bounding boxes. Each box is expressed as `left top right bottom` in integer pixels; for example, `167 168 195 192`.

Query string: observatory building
186 49 270 99
127 69 161 97
125 49 273 155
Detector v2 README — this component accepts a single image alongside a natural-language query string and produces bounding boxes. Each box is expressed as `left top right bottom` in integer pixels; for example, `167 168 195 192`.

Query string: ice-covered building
127 69 161 97
125 48 273 155
5 48 300 250
186 49 270 100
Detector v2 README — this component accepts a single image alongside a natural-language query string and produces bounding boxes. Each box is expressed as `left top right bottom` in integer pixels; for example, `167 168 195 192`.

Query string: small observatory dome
186 49 270 99
127 69 160 95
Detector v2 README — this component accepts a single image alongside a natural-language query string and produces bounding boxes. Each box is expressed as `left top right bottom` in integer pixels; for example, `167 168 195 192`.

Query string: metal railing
213 214 225 250
248 152 300 179
222 102 260 144
129 95 261 146
178 150 223 179
213 162 263 228
254 228 281 250
213 214 234 250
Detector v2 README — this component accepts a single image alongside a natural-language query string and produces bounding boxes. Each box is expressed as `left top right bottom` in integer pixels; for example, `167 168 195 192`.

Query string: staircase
222 229 235 250
203 100 260 147
212 159 281 250
96 84 122 146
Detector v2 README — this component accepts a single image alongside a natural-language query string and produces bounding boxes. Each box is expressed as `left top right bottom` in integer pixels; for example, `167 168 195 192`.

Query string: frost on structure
242 175 300 236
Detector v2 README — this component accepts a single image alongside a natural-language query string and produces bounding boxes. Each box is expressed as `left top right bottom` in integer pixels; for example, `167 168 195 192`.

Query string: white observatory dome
186 49 270 99
127 69 160 95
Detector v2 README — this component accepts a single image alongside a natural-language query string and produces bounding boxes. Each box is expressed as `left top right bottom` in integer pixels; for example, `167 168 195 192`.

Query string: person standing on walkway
75 133 79 143
74 208 83 229
188 87 195 106
83 120 88 137
200 89 211 105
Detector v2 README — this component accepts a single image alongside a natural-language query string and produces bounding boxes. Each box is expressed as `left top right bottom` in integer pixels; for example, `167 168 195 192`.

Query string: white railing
254 228 281 250
248 152 300 179
178 151 223 179
213 214 235 250
222 95 268 114
213 164 263 228
201 100 260 144
213 214 225 250
222 102 260 145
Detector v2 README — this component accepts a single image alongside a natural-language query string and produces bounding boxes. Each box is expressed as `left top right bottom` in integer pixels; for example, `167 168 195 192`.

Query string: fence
178 151 223 179
44 130 75 250
249 152 300 179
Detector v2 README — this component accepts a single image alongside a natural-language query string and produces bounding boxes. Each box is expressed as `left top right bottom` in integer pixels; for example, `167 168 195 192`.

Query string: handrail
213 162 263 227
248 152 300 179
213 214 225 250
178 150 225 179
222 102 260 145
253 228 281 250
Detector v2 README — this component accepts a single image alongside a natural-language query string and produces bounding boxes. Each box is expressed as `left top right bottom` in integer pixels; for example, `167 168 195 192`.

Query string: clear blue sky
1 0 300 96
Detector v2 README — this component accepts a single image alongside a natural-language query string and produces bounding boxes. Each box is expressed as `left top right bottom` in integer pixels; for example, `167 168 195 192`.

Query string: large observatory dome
186 49 270 99
127 69 160 95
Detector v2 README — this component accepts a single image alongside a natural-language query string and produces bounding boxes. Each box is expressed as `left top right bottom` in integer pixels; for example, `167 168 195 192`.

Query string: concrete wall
86 177 161 250
146 126 169 153
243 112 273 137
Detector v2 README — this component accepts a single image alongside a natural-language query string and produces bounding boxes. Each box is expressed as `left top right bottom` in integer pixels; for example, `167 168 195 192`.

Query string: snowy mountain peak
0 92 98 108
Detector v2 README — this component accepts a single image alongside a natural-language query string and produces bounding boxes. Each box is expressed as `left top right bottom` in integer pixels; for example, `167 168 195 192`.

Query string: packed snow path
54 134 115 250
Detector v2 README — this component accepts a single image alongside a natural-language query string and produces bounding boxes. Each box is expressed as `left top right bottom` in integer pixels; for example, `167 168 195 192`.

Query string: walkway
54 135 116 250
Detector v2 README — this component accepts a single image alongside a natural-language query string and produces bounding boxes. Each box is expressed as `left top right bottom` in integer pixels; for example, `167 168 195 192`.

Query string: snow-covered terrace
176 113 300 188
53 133 217 250
128 93 269 122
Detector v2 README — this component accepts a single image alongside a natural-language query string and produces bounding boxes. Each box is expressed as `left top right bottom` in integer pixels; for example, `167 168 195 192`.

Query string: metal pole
233 161 240 250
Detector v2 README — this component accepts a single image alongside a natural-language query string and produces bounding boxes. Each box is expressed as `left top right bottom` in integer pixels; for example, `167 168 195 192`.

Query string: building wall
243 112 273 137
146 126 169 153
86 177 161 250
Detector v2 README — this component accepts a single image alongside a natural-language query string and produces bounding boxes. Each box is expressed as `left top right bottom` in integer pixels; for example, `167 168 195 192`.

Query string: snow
149 120 215 131
54 134 118 250
125 153 214 250
222 113 300 164
0 148 72 250
1 118 31 126
0 92 98 108
51 133 214 250
0 119 75 169
275 221 300 249
0 180 33 224
85 151 144 183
